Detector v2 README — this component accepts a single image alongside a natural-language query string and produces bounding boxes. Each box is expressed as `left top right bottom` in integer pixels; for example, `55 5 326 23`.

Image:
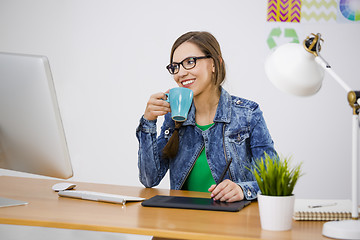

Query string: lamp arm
314 56 352 92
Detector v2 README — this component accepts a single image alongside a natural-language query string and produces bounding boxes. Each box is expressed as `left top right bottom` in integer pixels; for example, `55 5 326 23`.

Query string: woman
136 31 276 202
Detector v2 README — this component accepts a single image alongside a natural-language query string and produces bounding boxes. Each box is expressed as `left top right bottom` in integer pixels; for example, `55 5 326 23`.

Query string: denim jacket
136 87 277 200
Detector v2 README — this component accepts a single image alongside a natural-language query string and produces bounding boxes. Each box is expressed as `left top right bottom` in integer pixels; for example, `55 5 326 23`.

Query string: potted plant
248 153 303 231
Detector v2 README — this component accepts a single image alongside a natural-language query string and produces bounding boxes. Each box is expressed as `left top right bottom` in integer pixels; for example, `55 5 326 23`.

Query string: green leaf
247 152 304 196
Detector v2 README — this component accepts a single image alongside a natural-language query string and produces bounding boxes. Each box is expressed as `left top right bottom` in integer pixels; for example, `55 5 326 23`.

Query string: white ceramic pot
257 194 295 231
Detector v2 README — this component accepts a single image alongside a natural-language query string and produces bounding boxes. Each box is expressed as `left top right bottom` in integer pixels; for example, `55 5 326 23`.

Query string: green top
182 123 216 192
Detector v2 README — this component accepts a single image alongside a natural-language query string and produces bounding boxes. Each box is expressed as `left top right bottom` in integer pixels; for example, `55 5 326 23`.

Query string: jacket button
236 100 242 105
247 189 252 197
164 129 170 135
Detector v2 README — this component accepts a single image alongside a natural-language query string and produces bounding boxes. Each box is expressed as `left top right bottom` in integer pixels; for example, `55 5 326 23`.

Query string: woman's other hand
208 179 244 202
144 92 171 121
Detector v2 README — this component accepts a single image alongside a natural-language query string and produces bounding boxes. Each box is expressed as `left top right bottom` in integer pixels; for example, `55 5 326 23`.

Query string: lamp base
322 220 360 239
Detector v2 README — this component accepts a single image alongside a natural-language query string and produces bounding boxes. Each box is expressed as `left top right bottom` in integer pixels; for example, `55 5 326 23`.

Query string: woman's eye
186 58 195 65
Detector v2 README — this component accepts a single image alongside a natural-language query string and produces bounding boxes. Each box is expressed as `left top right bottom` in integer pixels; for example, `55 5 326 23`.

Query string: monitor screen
0 52 73 179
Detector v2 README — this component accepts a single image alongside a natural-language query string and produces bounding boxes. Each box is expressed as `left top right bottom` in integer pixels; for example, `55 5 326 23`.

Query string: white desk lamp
265 33 360 239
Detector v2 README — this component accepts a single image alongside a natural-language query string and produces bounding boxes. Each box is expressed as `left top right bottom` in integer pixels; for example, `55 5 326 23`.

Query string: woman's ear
212 57 222 73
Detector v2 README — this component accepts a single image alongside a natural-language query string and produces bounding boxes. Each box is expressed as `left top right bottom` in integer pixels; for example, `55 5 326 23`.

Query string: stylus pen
216 158 233 186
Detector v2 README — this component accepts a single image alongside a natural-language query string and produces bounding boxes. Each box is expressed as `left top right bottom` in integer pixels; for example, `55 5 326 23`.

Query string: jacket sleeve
239 106 277 200
249 106 277 159
136 115 170 188
238 181 260 201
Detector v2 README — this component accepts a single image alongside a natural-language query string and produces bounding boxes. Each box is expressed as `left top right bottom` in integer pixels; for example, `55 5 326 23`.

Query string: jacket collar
183 87 231 126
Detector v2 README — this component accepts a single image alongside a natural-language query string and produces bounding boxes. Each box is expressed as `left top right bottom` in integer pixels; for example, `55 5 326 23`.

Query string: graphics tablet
141 195 250 212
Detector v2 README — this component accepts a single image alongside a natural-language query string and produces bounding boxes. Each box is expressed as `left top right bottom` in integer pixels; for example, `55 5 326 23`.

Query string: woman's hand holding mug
144 92 171 121
144 88 193 122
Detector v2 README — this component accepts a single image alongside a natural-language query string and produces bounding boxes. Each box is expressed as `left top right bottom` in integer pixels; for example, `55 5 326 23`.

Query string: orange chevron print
267 0 302 22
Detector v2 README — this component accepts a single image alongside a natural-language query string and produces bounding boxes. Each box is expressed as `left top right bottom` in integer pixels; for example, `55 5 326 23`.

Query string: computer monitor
0 52 73 180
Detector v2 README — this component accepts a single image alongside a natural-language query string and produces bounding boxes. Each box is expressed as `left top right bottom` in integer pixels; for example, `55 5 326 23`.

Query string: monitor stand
0 197 28 208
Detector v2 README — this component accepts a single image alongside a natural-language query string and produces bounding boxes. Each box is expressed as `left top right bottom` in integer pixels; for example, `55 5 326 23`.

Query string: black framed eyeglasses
166 56 211 75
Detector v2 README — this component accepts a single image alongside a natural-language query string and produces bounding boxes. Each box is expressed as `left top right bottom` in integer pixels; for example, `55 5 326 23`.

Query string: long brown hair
162 31 226 159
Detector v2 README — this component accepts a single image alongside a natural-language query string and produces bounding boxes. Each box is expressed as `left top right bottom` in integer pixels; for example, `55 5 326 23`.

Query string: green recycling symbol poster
267 27 299 49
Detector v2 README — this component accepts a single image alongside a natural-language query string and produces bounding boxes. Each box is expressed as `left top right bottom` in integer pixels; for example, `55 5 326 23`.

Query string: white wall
1 0 359 201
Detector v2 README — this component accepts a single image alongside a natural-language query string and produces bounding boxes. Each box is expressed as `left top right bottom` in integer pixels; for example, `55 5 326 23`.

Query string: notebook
293 199 359 221
141 195 251 212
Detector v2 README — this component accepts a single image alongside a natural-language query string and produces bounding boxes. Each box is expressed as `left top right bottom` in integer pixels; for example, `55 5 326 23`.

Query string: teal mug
165 87 193 122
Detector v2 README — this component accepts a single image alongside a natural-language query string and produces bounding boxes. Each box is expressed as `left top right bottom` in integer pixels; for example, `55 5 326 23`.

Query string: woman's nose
177 64 188 76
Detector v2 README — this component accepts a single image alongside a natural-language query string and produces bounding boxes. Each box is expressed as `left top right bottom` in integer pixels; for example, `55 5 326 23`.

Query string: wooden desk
0 176 328 240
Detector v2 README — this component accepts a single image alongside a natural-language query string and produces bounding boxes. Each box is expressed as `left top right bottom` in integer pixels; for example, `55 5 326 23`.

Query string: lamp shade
265 43 325 96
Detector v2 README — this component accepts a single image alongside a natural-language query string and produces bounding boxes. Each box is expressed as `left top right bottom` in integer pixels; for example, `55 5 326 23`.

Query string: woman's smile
181 79 195 87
